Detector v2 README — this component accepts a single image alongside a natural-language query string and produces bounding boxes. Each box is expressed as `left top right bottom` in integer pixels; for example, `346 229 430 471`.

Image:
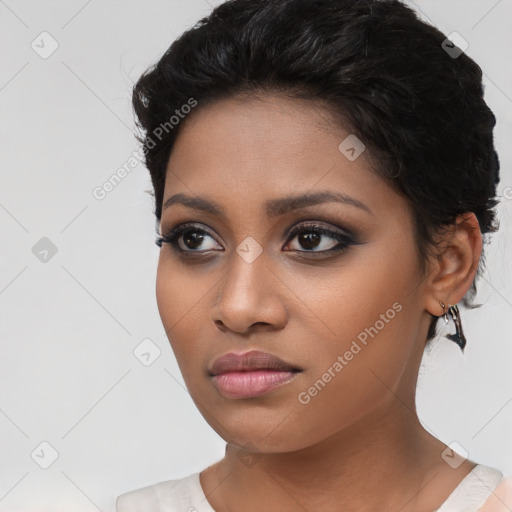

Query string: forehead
162 93 406 222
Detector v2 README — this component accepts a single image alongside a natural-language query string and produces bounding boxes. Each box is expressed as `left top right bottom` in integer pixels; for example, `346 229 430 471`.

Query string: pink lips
209 350 302 399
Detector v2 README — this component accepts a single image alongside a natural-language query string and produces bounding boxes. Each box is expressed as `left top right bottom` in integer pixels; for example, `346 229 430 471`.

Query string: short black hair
132 0 500 345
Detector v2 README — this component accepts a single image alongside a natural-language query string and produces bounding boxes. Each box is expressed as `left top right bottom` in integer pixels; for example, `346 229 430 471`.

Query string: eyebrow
162 190 373 217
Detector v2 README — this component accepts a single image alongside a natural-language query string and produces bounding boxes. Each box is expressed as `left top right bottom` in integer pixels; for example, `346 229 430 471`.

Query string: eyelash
155 222 357 257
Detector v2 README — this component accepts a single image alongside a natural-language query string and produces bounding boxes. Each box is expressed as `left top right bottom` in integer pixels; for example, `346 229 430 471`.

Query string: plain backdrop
0 1 511 511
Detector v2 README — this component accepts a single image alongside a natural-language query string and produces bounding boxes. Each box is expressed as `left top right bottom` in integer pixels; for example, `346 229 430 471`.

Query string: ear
424 212 483 317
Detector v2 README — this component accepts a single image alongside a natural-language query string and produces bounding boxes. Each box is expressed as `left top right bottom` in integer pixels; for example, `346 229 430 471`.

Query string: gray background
1 1 511 510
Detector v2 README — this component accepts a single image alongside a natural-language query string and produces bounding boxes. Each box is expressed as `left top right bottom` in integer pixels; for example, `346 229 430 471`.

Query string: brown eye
284 223 355 253
156 224 222 253
180 230 208 250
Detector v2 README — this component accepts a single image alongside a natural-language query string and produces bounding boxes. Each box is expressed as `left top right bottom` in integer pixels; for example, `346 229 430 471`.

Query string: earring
446 304 466 351
439 301 449 324
438 300 466 352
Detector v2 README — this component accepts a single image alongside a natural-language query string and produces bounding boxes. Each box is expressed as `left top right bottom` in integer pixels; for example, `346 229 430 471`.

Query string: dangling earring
438 301 466 352
446 304 466 351
439 301 449 324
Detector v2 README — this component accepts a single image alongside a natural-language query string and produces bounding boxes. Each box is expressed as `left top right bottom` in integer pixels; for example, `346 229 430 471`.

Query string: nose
209 251 287 334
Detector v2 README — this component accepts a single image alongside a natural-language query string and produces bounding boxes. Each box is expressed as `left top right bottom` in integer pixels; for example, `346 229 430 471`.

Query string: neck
202 403 471 512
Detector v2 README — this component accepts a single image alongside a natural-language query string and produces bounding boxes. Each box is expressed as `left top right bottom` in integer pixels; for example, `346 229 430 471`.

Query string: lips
209 349 303 399
209 349 302 376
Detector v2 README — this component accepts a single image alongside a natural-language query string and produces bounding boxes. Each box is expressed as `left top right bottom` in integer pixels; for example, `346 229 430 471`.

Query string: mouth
209 349 303 399
209 349 302 376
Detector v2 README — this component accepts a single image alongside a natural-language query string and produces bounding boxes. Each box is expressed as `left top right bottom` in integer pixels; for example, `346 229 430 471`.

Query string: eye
156 223 223 254
283 222 356 254
156 221 358 257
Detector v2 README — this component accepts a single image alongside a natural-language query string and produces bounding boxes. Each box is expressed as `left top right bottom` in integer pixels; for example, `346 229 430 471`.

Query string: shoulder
430 464 508 512
479 475 512 512
116 472 202 512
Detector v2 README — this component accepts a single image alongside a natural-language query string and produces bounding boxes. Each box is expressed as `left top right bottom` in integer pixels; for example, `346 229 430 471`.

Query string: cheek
155 258 173 319
155 258 179 333
155 255 208 327
155 257 207 377
300 234 419 351
294 237 421 409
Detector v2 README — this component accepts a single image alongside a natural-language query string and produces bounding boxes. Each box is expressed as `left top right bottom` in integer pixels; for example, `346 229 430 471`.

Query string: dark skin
155 93 482 511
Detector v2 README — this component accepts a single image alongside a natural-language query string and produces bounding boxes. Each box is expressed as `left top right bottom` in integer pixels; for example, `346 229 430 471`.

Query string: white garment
116 463 504 512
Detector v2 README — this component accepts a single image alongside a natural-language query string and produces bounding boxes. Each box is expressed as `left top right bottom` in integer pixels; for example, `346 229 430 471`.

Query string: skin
155 93 483 511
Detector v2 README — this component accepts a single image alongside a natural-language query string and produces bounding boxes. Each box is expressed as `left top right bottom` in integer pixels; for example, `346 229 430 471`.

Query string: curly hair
131 0 500 345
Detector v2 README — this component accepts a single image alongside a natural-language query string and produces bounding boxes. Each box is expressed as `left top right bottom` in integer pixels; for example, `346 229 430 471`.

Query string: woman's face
156 94 432 453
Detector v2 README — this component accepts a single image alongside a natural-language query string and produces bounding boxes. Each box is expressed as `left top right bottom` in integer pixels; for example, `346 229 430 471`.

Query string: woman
117 0 511 510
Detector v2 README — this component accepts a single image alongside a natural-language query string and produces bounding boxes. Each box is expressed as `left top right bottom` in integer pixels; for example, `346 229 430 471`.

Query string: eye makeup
155 219 362 259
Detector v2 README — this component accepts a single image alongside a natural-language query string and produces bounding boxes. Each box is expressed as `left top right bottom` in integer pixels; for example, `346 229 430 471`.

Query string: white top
116 464 504 512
